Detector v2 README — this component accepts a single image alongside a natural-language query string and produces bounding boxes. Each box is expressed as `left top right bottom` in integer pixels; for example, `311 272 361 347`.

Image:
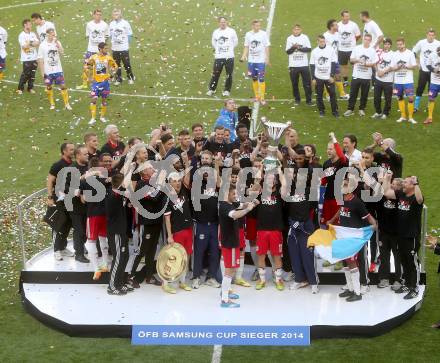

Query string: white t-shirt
286 33 311 67
18 31 39 62
212 27 238 59
392 49 417 84
109 19 132 52
351 44 378 79
346 149 362 166
36 20 56 43
86 20 109 53
310 45 337 80
323 31 339 53
244 30 270 63
363 20 383 47
412 38 440 72
0 26 8 58
337 20 361 52
37 39 63 74
427 52 440 85
375 50 394 83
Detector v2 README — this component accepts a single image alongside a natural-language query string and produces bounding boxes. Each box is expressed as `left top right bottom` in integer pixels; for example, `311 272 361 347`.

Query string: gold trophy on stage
156 243 188 283
261 117 291 170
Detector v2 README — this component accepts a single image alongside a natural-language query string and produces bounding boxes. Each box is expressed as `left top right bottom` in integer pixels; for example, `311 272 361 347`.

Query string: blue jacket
214 109 238 141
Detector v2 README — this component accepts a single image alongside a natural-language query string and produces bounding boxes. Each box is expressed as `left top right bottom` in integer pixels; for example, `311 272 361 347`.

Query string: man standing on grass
372 38 394 119
37 28 72 111
31 13 56 43
343 34 378 117
109 8 135 86
17 19 39 95
360 11 383 49
412 29 440 112
207 16 238 97
337 10 361 87
241 20 270 105
424 46 440 124
392 37 418 124
310 35 339 117
0 24 8 83
285 24 313 106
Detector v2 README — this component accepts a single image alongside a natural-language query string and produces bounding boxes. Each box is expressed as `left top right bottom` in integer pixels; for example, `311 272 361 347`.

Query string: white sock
98 236 109 268
220 259 225 277
221 275 232 302
235 255 245 280
85 240 98 271
351 268 361 295
275 268 283 282
180 270 187 284
343 267 353 291
258 267 266 282
250 246 258 267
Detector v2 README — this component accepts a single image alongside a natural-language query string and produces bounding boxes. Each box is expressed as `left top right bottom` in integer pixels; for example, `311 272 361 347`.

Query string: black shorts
338 51 352 66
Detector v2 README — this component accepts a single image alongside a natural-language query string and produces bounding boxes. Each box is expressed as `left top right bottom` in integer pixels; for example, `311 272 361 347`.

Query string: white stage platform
20 244 425 339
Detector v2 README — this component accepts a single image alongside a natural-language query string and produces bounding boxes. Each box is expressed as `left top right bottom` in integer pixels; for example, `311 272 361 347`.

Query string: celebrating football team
0 8 431 308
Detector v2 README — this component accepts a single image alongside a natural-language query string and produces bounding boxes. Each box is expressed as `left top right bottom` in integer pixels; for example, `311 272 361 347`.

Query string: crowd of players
1 9 440 124
46 113 424 307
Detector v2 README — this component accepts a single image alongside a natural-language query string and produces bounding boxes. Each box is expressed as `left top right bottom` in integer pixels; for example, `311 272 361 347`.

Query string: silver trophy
261 117 291 170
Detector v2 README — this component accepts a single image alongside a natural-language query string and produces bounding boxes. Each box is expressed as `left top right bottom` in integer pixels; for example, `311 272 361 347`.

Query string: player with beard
424 46 440 124
105 173 133 295
338 10 361 87
372 38 394 119
377 177 404 290
412 29 440 112
191 151 221 289
230 123 256 169
344 34 378 117
285 24 313 106
163 164 193 294
69 145 89 263
17 19 39 94
47 142 75 261
304 144 322 168
101 124 127 169
392 37 418 124
254 170 286 291
369 132 403 178
383 173 424 300
203 125 232 161
80 156 111 280
219 185 259 308
328 178 377 302
207 16 238 97
283 152 319 293
360 11 383 49
310 35 339 117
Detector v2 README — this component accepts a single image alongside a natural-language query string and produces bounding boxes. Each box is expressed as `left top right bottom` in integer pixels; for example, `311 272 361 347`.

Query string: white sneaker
311 285 319 294
192 277 201 289
206 90 215 96
396 117 407 123
391 281 402 291
205 278 221 288
114 81 120 86
371 113 381 119
100 117 107 123
128 79 134 85
344 110 354 117
88 118 96 125
381 114 387 120
360 285 370 295
289 281 309 290
50 104 55 110
54 251 63 261
283 271 295 282
359 110 366 117
222 90 230 97
408 118 417 124
61 248 74 257
65 104 72 111
340 94 349 100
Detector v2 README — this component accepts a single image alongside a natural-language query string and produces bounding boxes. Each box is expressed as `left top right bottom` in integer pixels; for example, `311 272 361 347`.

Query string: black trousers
289 66 312 103
397 236 420 289
373 80 393 115
281 226 292 273
18 60 38 91
131 223 162 281
348 78 370 111
112 50 134 81
416 69 430 97
69 213 87 256
108 233 129 290
378 230 402 282
316 79 337 113
357 244 369 285
209 58 234 92
52 201 71 252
